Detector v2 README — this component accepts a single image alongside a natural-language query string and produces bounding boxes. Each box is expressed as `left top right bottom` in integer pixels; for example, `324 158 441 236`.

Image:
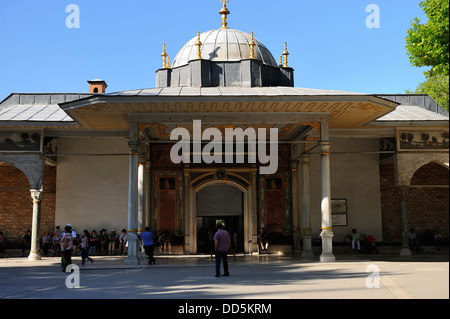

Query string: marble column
137 160 145 257
251 167 258 253
125 141 140 265
398 186 412 256
137 161 145 231
301 155 314 258
183 165 192 254
28 189 43 261
291 160 301 254
320 142 335 262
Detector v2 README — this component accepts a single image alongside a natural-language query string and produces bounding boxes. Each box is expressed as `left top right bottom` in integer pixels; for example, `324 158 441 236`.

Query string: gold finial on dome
161 43 170 68
195 31 202 59
282 41 289 67
249 31 256 59
219 0 230 29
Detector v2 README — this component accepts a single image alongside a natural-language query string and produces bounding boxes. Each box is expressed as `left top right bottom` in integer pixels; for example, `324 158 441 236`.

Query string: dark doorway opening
197 216 244 254
196 183 244 254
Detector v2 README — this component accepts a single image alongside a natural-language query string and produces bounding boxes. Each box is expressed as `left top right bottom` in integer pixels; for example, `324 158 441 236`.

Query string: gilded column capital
290 160 299 171
128 141 139 155
320 141 331 154
301 153 311 164
30 189 44 202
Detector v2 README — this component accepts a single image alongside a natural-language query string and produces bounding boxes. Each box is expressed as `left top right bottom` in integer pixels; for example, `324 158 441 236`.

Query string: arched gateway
0 1 448 264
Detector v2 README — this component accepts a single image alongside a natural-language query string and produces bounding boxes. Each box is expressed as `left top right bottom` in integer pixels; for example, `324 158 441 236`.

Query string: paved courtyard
0 252 448 302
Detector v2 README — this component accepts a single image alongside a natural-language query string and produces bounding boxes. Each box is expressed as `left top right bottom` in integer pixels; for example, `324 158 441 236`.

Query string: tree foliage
406 75 449 111
405 0 449 111
406 0 449 78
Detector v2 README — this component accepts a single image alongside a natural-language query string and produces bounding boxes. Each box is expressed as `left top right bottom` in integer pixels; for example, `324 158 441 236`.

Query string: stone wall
0 163 56 248
380 162 449 242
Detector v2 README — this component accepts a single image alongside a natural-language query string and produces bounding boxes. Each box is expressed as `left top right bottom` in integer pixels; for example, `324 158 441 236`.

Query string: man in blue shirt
139 227 155 265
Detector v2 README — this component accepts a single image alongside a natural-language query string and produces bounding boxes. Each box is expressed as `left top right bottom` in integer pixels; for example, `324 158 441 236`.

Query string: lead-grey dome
172 28 278 68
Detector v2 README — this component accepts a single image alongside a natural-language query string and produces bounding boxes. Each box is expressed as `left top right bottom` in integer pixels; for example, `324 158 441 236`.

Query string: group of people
137 224 231 278
42 227 129 257
407 228 442 252
347 227 444 253
346 229 379 254
57 225 130 271
0 227 130 260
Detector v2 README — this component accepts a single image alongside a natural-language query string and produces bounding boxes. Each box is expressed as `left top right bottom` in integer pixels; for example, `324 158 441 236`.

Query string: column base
400 248 412 256
320 229 335 262
320 252 336 262
27 251 41 261
125 256 140 265
293 233 302 254
301 234 313 256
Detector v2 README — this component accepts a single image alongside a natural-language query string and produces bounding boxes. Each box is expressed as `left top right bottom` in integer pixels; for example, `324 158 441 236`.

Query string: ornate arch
187 170 254 253
396 153 449 187
191 171 250 192
0 154 44 190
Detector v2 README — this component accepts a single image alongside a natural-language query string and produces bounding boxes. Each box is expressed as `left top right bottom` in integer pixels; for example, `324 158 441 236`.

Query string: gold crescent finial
282 41 289 68
195 31 202 59
219 0 230 29
249 31 256 59
161 43 170 69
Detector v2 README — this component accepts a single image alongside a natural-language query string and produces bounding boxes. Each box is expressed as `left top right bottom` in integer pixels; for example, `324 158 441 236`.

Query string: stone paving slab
0 252 448 301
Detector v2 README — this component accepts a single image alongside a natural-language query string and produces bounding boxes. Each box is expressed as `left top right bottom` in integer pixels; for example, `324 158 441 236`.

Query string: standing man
139 227 155 265
214 223 230 278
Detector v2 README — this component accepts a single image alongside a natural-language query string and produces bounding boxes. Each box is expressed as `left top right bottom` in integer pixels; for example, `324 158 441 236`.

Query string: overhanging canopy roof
59 86 399 132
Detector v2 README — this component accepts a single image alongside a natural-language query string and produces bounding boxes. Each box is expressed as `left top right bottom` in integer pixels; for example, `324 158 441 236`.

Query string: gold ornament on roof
195 31 202 59
219 0 230 29
249 31 256 59
282 42 289 67
161 43 170 69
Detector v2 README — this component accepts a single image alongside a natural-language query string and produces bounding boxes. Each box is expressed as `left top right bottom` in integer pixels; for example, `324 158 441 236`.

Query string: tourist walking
258 227 269 253
60 225 74 272
214 223 230 277
80 230 94 266
139 227 155 265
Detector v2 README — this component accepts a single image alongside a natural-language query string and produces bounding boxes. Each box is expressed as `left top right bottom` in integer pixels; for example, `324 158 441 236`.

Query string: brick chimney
87 79 108 94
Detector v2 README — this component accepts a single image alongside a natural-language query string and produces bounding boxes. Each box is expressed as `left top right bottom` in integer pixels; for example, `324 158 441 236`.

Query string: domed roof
172 28 278 68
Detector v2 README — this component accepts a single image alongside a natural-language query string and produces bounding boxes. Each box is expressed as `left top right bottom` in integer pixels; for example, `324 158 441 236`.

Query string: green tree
405 0 449 111
406 75 449 111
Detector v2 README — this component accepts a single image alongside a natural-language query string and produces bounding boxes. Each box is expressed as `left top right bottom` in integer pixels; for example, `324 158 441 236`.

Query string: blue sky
0 0 428 99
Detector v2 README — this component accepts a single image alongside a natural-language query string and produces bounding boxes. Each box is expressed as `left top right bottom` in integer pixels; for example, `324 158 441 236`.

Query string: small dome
172 28 278 68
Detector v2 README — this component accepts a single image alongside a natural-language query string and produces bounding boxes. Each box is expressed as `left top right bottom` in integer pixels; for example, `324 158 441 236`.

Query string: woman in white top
80 230 94 265
60 225 74 272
